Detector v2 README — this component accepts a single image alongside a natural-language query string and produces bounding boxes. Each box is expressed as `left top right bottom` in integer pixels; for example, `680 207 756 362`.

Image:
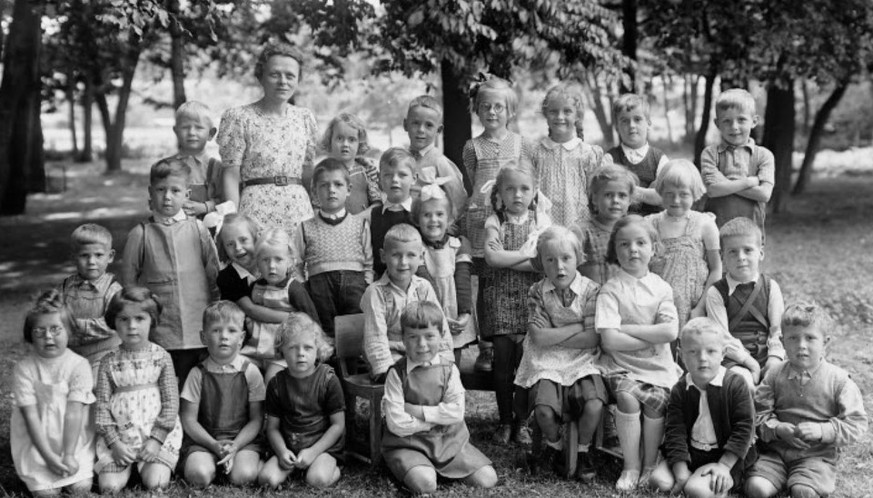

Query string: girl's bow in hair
420 184 447 202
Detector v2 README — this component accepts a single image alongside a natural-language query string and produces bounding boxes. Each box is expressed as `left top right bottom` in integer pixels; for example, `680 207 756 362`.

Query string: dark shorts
688 446 744 492
605 375 670 415
529 375 607 422
748 451 836 497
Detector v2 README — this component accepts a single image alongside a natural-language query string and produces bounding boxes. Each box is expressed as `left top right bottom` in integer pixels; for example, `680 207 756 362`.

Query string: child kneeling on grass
649 317 755 498
381 301 498 494
180 301 265 488
258 313 345 489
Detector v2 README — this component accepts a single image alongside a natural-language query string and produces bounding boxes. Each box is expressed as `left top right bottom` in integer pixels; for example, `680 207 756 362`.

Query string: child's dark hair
310 157 351 193
606 214 661 265
320 112 370 155
542 83 585 141
70 223 113 252
379 147 416 174
105 286 162 334
489 165 537 223
216 213 261 263
150 157 191 185
611 93 651 127
274 312 334 363
23 290 74 343
719 217 762 248
400 301 445 336
782 301 832 332
587 163 638 215
202 300 246 333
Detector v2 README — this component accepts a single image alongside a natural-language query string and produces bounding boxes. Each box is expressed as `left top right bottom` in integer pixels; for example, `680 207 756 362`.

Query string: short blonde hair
216 213 261 263
531 225 585 273
383 223 422 252
254 228 293 259
679 317 725 345
379 147 416 174
588 163 638 214
202 300 245 331
612 94 651 125
651 159 706 201
782 301 832 333
715 88 757 117
719 217 762 248
175 101 213 128
408 94 443 122
274 312 334 363
400 301 445 336
70 223 113 252
320 112 370 155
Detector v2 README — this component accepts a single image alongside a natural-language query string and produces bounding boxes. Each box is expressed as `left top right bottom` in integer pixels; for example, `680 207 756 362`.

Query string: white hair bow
420 184 447 202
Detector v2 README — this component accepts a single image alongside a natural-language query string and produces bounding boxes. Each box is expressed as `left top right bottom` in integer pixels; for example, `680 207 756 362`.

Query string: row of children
10 70 865 498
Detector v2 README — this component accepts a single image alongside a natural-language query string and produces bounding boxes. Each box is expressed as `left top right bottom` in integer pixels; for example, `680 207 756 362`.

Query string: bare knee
404 466 438 495
685 475 718 498
140 464 171 490
791 484 820 498
184 462 216 489
615 392 639 413
648 463 674 493
465 465 498 489
98 473 129 494
66 478 93 495
229 460 260 487
746 476 779 498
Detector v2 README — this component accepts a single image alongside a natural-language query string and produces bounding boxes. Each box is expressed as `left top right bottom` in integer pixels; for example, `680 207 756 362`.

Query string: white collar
320 208 347 220
152 209 188 224
686 366 727 390
405 354 444 373
411 143 436 158
616 267 656 286
621 142 650 162
380 195 413 213
231 262 257 283
725 274 760 296
541 136 582 151
204 354 246 372
542 272 586 297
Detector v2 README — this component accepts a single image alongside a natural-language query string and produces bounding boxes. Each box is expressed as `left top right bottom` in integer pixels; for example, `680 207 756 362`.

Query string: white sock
642 414 665 470
546 438 563 451
577 443 590 453
615 409 642 471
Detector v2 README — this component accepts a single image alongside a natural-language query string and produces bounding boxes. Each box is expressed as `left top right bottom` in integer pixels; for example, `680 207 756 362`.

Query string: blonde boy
702 89 774 237
57 223 123 369
705 217 784 387
606 94 668 216
745 303 867 498
169 101 223 218
404 95 467 219
360 223 451 381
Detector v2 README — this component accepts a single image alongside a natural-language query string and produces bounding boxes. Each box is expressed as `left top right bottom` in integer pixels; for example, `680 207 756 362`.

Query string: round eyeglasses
478 102 506 113
32 325 64 339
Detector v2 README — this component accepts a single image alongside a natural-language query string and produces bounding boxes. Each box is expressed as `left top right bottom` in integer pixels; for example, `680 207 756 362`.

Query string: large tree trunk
102 45 142 173
80 78 94 162
792 81 848 195
762 80 795 214
694 65 717 167
440 59 472 193
621 0 637 93
0 0 44 215
68 70 79 156
168 0 186 108
684 74 700 141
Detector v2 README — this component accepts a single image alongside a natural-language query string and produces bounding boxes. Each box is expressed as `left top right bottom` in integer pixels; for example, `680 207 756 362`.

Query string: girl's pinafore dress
423 236 477 349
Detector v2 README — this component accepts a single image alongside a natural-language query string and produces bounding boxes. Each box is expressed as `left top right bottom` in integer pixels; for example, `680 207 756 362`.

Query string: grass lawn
1 158 872 497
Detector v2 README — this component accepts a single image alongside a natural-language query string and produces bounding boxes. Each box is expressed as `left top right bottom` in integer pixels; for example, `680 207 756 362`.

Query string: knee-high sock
642 415 665 470
615 409 642 471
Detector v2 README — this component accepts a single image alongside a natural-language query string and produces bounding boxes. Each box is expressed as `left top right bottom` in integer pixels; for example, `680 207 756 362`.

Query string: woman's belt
242 175 302 188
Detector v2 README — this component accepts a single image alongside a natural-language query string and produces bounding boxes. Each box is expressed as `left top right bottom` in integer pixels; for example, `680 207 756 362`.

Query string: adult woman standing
218 43 318 236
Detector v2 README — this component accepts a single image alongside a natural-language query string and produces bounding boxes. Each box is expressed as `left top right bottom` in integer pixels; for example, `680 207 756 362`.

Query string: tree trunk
694 66 717 167
762 80 795 214
792 81 848 195
168 0 186 108
621 0 637 93
663 73 674 144
0 0 44 215
68 71 79 156
103 45 142 173
80 78 94 162
801 79 811 135
584 72 614 148
440 59 472 193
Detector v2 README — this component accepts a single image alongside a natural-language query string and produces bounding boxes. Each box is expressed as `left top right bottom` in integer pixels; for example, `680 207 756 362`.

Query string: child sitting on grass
381 301 497 494
180 301 265 488
57 223 122 371
258 313 345 490
649 317 755 498
745 303 868 498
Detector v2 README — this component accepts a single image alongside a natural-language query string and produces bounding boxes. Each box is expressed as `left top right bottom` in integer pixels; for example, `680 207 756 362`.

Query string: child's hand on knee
110 441 136 466
671 463 691 494
277 449 297 471
700 462 733 495
139 438 162 463
795 422 824 443
216 441 238 474
294 448 316 469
